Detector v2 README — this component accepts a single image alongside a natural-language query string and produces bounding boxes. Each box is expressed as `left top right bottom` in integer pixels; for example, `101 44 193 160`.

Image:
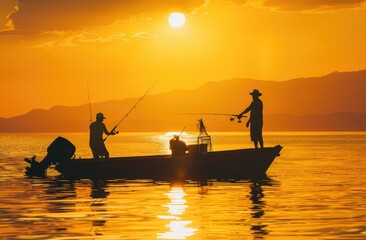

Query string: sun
168 12 186 28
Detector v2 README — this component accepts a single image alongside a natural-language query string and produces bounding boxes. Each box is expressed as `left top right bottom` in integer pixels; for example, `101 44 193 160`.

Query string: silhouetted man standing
239 89 264 148
89 112 116 159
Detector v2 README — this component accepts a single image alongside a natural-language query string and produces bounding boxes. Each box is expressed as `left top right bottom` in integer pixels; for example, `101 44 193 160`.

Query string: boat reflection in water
157 183 197 239
249 179 270 238
20 175 277 239
155 178 276 239
89 180 109 235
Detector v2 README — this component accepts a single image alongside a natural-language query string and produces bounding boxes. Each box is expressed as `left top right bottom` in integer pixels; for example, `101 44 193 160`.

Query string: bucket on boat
187 144 207 155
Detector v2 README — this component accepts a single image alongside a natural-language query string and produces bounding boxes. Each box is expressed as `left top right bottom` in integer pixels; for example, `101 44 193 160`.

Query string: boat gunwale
71 145 283 162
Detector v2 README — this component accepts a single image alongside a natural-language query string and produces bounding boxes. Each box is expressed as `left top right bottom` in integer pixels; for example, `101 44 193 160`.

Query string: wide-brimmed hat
96 112 106 119
249 89 262 96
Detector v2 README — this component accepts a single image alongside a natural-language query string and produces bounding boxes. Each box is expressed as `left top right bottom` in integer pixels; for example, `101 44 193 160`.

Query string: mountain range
1 70 365 132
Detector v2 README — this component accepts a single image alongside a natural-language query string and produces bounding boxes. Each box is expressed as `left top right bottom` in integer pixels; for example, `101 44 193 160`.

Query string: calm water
0 132 365 239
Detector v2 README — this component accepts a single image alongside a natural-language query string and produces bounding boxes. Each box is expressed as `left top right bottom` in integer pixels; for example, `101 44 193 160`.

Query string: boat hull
57 145 282 180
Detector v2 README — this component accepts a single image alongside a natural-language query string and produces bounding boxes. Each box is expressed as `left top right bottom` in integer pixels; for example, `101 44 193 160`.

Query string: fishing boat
61 146 282 180
25 118 282 180
24 136 282 181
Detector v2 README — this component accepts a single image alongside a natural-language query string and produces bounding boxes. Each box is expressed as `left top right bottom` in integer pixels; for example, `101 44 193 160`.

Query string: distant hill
0 70 365 132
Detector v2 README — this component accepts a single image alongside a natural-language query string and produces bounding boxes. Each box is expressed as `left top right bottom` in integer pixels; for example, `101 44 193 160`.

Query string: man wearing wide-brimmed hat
238 89 264 148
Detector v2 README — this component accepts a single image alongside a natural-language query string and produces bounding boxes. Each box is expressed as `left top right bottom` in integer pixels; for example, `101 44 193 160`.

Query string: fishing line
104 81 159 142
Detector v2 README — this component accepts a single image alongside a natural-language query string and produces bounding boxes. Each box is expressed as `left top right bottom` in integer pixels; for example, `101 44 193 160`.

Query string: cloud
8 0 204 32
62 31 157 45
0 0 17 31
235 0 366 11
7 0 364 35
262 0 366 11
30 31 157 49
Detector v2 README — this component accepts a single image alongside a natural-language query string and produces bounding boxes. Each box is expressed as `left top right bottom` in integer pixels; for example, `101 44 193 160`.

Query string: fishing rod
178 127 186 138
104 81 159 142
172 127 185 140
177 112 247 123
87 80 93 123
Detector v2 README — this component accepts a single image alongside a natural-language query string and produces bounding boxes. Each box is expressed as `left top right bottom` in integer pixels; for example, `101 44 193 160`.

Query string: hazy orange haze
1 0 366 117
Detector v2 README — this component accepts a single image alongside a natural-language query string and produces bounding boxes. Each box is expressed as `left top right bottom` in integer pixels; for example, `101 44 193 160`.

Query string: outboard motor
25 136 76 177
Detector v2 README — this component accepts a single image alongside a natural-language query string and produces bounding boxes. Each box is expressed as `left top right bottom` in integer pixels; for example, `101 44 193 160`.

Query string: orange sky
1 0 366 118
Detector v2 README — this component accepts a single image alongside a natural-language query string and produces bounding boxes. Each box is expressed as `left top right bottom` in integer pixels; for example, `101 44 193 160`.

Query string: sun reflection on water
157 187 197 239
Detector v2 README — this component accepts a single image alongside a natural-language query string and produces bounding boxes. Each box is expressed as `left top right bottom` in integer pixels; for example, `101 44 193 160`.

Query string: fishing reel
230 115 243 123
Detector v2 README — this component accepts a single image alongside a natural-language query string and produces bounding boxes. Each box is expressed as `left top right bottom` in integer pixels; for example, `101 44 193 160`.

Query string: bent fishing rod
176 112 247 123
104 81 158 142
